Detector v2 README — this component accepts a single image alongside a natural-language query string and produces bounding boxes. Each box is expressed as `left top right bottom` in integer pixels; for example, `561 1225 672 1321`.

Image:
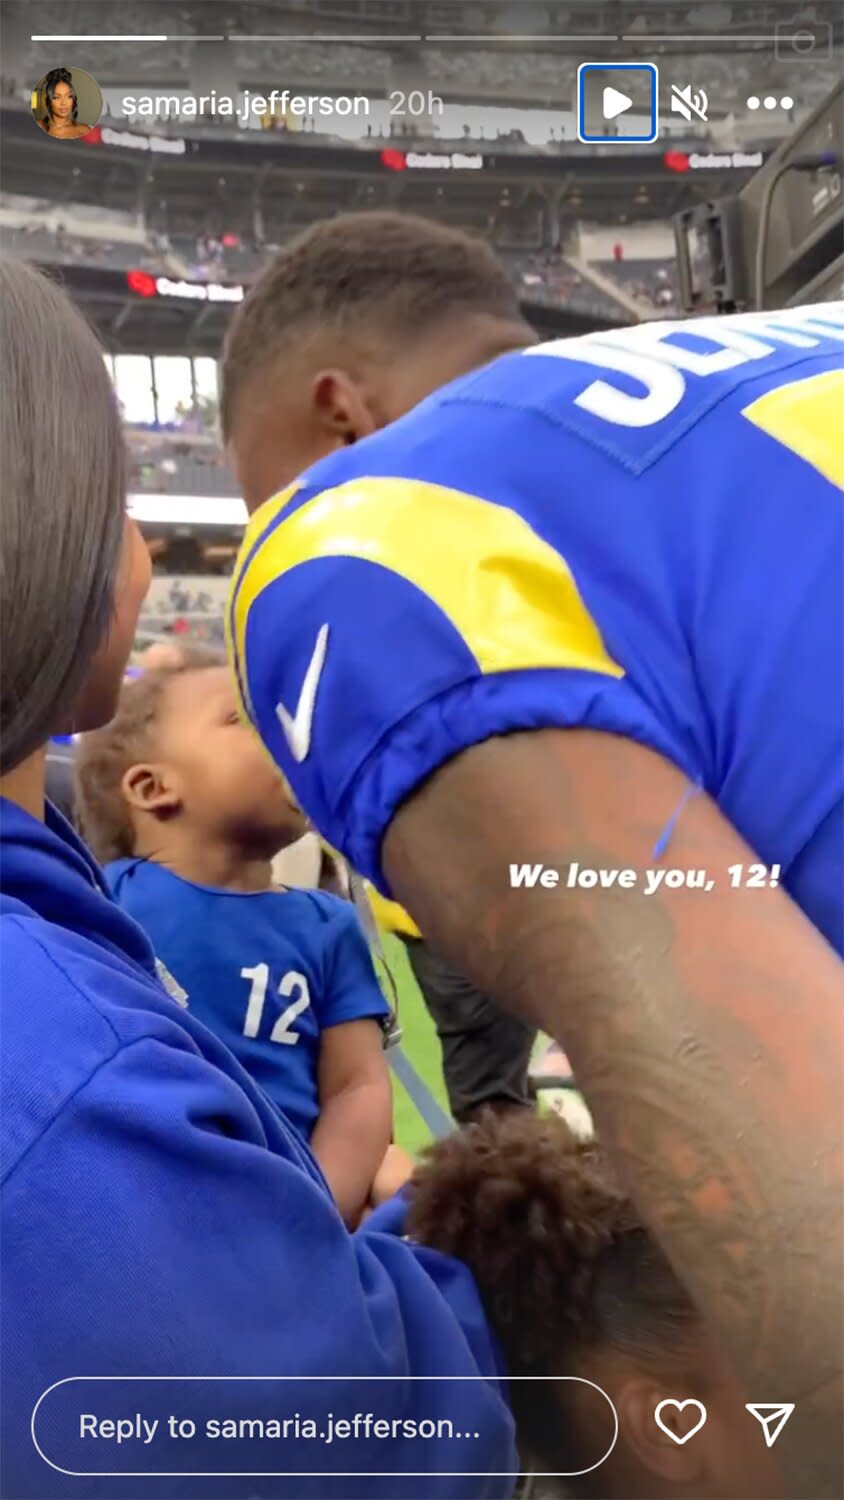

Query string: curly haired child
408 1110 781 1499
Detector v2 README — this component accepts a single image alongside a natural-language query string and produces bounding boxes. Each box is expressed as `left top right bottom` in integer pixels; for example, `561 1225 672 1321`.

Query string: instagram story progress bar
577 62 659 144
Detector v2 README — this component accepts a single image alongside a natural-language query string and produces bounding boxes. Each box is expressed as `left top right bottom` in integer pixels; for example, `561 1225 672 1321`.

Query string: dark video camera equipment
674 79 843 313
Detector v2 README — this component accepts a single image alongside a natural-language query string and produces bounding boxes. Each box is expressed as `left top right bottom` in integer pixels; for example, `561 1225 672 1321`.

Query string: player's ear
311 368 378 445
615 1376 708 1487
121 762 182 817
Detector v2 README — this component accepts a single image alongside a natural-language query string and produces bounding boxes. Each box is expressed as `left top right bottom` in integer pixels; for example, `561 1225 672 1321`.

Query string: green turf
374 934 452 1157
375 935 593 1153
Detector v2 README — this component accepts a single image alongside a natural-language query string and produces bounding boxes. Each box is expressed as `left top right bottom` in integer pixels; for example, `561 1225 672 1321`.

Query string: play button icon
603 85 633 120
578 62 659 143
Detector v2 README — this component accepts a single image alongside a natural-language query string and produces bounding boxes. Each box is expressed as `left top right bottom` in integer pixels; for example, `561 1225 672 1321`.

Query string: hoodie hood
0 797 157 982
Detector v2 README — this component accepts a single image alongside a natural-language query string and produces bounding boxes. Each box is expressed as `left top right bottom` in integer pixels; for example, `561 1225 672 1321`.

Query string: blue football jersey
106 861 389 1137
228 306 844 954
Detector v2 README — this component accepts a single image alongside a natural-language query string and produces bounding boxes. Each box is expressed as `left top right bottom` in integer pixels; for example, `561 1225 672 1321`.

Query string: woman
37 67 92 139
0 257 516 1498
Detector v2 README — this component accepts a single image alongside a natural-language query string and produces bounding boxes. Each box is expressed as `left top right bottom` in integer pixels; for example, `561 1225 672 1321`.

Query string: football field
379 934 451 1156
379 934 593 1154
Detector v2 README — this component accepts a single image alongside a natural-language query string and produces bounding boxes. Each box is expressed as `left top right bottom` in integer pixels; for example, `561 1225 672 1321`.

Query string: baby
76 654 393 1227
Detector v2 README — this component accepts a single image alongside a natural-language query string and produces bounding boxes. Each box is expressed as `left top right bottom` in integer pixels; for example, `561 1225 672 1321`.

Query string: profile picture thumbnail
32 66 102 140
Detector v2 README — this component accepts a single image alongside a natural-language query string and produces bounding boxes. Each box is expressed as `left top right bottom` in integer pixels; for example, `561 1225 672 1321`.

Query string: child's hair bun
407 1109 632 1370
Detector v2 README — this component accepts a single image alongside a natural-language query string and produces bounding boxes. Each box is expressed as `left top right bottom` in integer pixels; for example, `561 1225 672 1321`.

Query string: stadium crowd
1 187 661 322
129 433 237 498
1 205 842 1500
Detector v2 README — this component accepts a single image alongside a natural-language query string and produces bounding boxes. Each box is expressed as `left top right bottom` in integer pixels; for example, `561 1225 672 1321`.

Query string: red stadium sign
381 147 484 171
83 124 187 155
126 271 244 302
665 148 764 172
127 269 157 297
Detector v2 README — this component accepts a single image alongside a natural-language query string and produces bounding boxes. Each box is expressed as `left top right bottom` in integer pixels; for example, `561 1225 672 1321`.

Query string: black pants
399 936 536 1124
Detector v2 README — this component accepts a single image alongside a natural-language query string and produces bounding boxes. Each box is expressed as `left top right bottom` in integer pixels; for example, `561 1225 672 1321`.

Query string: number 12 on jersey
240 964 311 1043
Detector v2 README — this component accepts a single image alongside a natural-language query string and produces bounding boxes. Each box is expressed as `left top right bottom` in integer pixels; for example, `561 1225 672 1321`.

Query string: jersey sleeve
307 893 390 1031
226 414 691 893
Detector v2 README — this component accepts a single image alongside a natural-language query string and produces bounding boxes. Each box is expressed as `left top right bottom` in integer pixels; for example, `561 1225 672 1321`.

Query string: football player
222 214 844 1497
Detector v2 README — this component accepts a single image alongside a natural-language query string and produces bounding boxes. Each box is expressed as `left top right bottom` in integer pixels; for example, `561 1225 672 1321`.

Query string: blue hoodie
0 799 517 1499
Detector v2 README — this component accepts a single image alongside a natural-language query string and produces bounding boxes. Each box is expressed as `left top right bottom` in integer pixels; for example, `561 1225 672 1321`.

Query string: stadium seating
505 250 632 320
594 256 682 313
128 433 237 499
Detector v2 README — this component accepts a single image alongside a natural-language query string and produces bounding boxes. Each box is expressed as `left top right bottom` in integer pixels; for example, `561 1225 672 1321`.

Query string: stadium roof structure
0 103 769 235
10 0 844 52
5 0 842 115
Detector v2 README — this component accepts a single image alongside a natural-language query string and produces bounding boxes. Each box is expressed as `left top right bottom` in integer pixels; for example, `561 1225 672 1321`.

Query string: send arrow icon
745 1404 795 1448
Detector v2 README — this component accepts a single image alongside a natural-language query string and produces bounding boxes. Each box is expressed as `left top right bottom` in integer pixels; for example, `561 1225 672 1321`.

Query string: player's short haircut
220 211 526 440
75 648 223 865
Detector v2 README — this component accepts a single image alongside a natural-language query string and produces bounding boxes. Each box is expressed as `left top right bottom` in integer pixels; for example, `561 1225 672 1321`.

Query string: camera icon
774 19 833 59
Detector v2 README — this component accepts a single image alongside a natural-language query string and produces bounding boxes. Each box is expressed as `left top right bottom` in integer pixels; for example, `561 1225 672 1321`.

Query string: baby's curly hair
75 648 224 864
408 1110 701 1473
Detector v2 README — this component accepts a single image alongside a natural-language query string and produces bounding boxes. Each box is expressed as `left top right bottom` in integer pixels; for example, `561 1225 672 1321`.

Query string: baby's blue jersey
229 306 844 954
107 860 389 1139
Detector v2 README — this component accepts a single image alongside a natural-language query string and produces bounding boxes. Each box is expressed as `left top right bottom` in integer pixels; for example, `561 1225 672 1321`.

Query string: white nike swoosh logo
275 623 329 763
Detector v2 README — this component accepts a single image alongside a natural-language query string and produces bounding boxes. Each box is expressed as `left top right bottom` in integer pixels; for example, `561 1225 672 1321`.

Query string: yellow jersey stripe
231 476 623 689
322 841 422 938
366 889 422 940
227 482 302 723
240 481 304 562
742 369 844 491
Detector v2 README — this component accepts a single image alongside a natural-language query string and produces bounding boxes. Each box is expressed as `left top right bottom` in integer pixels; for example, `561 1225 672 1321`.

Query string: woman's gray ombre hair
0 256 127 773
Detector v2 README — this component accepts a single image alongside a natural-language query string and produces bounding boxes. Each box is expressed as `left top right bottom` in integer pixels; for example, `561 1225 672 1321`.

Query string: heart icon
654 1398 708 1445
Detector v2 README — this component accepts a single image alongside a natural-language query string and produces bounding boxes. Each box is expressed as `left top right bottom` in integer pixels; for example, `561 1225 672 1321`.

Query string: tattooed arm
383 728 844 1499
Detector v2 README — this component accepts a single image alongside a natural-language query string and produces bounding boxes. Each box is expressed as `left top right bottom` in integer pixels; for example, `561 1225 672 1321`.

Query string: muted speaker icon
670 83 709 123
